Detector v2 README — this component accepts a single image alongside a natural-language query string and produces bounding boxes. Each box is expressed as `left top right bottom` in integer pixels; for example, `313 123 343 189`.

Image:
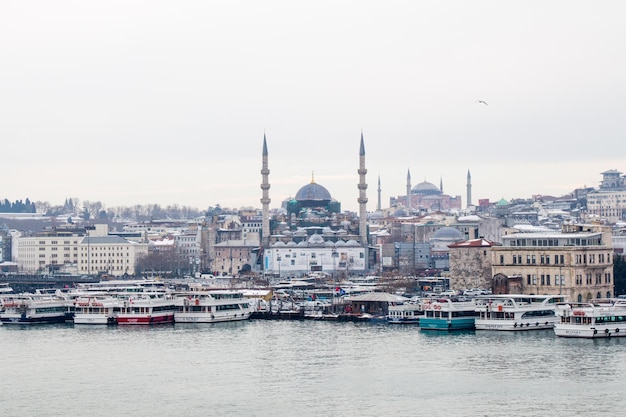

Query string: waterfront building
490 223 614 301
212 239 260 276
17 224 148 277
448 238 499 291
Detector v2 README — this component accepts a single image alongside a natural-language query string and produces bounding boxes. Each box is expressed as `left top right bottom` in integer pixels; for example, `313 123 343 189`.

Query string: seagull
476 100 488 106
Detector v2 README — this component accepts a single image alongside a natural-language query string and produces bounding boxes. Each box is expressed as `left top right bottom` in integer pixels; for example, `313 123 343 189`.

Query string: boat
554 299 626 338
174 289 253 323
0 291 68 325
116 293 176 325
474 294 566 331
419 298 476 331
73 296 123 325
387 299 424 324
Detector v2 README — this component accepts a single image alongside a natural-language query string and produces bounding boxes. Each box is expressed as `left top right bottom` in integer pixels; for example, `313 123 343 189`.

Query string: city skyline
2 2 625 212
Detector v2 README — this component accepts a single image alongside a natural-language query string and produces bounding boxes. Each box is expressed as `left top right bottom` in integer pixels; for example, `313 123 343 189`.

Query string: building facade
489 224 614 301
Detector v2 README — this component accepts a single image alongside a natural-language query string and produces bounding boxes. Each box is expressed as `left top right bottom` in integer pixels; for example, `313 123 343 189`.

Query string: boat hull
475 318 557 331
554 324 626 338
174 311 251 323
419 317 475 331
0 313 67 325
116 313 175 325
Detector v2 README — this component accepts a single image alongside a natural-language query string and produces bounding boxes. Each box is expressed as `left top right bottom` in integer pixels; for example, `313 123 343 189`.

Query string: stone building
448 238 500 291
490 224 614 301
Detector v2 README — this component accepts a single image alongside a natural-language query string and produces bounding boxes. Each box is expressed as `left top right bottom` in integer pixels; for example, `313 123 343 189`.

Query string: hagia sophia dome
411 180 442 196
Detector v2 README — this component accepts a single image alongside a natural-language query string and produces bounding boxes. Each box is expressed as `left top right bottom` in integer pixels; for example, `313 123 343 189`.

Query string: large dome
432 226 464 240
295 181 332 201
412 181 442 196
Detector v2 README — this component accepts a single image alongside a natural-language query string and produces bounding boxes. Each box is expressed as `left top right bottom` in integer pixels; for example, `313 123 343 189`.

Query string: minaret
377 175 381 212
466 169 472 209
440 176 444 193
260 134 271 247
406 169 412 211
357 133 368 246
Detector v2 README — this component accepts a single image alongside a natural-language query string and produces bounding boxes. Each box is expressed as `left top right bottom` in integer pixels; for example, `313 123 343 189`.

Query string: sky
2 1 625 213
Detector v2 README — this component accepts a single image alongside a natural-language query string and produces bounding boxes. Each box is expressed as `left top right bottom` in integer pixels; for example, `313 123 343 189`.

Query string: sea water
1 321 625 417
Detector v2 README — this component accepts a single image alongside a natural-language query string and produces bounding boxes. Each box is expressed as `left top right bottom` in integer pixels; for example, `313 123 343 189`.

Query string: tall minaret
440 176 444 193
466 169 472 209
377 175 381 212
406 169 412 211
260 134 271 247
358 133 368 246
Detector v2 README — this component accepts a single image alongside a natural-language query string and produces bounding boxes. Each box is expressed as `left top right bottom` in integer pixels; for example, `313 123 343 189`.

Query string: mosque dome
295 180 332 201
412 181 442 196
432 226 464 240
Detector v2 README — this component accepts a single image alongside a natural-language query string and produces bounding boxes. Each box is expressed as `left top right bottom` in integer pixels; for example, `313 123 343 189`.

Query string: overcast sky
2 1 625 213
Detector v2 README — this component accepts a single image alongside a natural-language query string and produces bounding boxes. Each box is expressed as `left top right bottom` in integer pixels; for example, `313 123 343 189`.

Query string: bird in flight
476 100 488 106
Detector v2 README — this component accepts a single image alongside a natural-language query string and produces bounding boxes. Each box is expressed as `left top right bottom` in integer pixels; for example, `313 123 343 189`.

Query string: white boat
116 293 176 325
387 299 424 324
174 289 253 323
554 299 626 338
474 294 566 331
73 296 123 325
0 291 68 325
420 298 476 331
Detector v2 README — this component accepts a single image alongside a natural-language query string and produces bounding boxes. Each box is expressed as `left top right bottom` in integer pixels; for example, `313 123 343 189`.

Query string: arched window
577 294 583 302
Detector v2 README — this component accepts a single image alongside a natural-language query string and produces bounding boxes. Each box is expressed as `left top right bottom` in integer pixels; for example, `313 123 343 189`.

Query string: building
448 238 500 291
391 174 462 212
490 224 614 301
17 224 149 277
212 239 260 276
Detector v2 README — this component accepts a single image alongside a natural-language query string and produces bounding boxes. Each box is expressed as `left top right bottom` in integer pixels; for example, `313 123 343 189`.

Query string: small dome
295 181 332 201
412 181 442 196
432 226 463 240
308 234 325 245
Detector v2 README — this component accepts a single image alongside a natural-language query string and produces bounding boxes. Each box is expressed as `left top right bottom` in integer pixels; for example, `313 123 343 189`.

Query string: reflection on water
2 321 626 416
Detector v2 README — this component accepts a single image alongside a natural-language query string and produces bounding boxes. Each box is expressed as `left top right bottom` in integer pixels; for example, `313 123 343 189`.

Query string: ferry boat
116 293 176 325
174 289 253 323
73 296 123 325
419 298 476 331
387 299 424 324
474 294 566 331
0 291 68 325
554 299 626 338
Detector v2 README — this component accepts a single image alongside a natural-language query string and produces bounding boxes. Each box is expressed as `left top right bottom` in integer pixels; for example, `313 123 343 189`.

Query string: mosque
259 133 370 278
389 170 470 212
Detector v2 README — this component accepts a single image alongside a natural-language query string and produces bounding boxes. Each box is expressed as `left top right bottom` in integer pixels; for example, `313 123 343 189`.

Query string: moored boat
73 296 123 325
419 298 476 331
474 294 566 331
116 293 176 325
174 289 252 323
0 291 68 325
387 299 424 324
554 299 626 338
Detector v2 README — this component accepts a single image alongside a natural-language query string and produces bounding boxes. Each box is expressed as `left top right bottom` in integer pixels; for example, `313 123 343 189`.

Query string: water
2 321 626 417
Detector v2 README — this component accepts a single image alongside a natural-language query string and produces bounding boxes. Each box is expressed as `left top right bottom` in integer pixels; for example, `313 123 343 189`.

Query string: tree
614 254 626 296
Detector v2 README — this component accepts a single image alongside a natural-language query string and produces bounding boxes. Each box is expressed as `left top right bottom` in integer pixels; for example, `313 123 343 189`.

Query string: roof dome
295 180 332 201
412 181 442 196
432 226 464 240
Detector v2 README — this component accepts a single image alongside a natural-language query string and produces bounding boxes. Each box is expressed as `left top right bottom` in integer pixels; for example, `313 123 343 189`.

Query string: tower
377 175 381 212
466 169 472 209
357 133 368 246
260 134 271 247
406 169 412 211
440 176 444 193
